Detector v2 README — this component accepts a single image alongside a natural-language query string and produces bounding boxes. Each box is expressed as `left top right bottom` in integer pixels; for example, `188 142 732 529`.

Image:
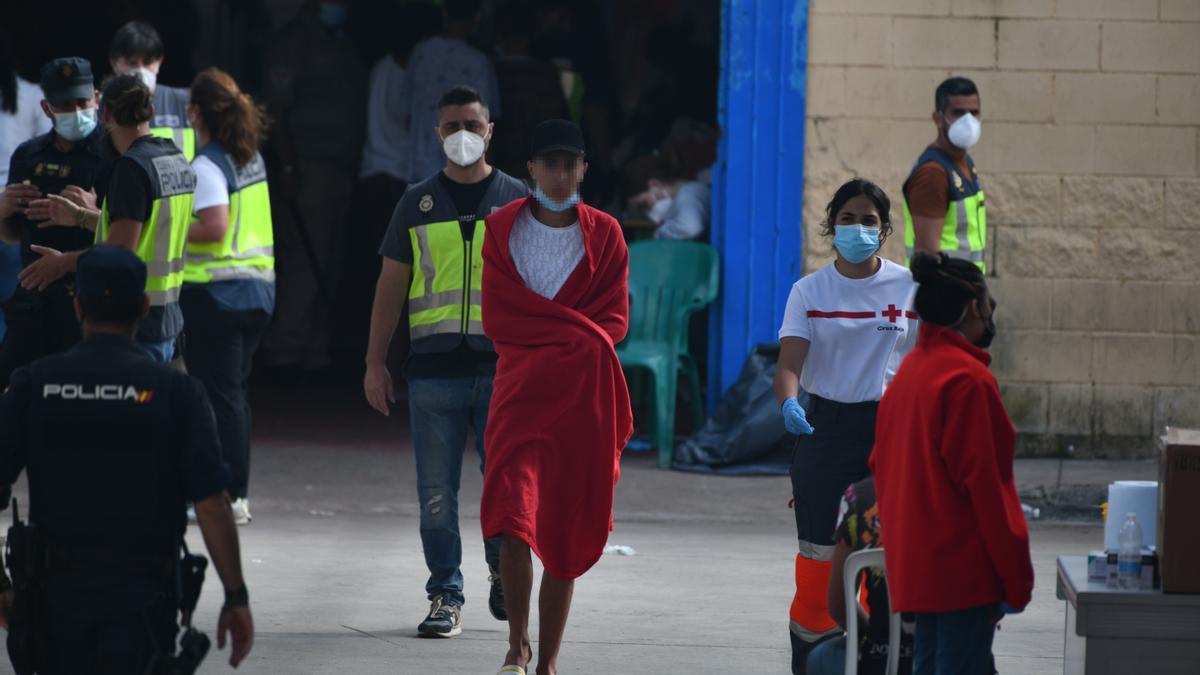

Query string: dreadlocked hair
910 251 985 325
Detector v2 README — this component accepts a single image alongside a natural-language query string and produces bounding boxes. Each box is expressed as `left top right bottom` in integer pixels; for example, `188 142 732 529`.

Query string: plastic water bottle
1117 513 1144 590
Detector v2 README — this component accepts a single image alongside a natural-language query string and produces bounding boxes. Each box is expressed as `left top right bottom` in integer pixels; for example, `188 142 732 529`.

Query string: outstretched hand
26 194 84 227
18 245 70 291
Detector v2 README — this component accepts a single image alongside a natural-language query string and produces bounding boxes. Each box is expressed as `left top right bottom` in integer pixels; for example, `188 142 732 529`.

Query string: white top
778 259 918 404
191 155 230 212
510 205 584 300
654 180 711 241
359 55 409 180
0 78 52 184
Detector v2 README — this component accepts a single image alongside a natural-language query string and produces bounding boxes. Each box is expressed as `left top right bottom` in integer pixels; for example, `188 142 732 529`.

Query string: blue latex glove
782 398 815 435
1000 602 1024 615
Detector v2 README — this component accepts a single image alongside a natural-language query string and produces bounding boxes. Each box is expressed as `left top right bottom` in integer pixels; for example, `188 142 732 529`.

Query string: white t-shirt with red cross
778 259 919 404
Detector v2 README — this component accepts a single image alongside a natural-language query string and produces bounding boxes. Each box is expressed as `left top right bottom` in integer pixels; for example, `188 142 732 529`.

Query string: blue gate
708 0 809 408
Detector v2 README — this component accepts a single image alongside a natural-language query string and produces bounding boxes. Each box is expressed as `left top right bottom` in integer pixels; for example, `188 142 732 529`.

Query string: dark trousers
28 572 177 675
0 287 81 389
790 396 878 674
181 286 271 498
913 605 999 675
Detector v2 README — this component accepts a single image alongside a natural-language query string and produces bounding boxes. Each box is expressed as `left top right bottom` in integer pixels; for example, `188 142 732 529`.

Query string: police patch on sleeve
418 194 434 214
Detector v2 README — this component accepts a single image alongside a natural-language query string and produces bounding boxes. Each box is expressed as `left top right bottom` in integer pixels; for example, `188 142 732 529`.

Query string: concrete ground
3 384 1152 674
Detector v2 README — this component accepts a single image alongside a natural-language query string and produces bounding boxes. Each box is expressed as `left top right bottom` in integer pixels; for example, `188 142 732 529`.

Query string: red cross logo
882 304 903 323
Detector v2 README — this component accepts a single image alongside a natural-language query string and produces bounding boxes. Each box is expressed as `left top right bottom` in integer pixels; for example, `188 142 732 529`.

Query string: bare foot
504 641 532 669
534 664 556 675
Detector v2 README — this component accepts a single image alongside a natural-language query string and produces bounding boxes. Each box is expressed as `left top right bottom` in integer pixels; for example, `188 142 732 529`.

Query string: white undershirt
191 154 229 212
778 259 918 403
509 204 584 300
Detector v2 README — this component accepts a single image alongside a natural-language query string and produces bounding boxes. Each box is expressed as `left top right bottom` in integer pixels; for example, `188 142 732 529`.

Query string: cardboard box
1158 427 1200 594
1102 549 1159 590
1090 548 1160 590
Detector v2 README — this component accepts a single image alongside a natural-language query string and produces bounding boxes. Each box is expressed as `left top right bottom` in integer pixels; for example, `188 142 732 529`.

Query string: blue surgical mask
318 2 349 28
52 108 98 142
533 186 580 213
833 224 881 264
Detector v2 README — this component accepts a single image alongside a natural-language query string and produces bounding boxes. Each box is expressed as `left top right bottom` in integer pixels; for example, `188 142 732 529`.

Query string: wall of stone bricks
801 0 1200 456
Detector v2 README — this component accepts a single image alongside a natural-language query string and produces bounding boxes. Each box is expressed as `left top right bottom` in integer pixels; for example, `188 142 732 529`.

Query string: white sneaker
186 505 197 524
231 498 252 525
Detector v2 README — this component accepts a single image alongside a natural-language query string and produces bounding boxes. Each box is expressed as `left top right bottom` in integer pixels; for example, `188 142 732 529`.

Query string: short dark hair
445 0 482 22
821 178 893 240
911 252 987 326
935 77 979 113
437 85 489 118
109 21 165 63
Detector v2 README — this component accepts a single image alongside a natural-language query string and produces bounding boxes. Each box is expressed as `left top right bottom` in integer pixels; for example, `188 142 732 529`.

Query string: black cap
76 245 146 304
531 119 585 158
40 57 95 107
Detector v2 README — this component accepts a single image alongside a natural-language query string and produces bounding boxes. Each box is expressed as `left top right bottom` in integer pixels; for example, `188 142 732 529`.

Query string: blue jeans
806 635 846 675
138 338 176 363
408 375 502 606
913 605 998 675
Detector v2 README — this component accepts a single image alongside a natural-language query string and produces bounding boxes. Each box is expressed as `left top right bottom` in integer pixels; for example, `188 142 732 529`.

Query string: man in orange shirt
902 78 986 271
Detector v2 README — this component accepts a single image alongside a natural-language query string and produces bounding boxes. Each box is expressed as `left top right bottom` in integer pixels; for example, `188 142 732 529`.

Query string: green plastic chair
617 241 720 468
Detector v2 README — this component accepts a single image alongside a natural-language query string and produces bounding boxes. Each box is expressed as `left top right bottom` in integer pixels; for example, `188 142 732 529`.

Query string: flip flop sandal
497 667 526 675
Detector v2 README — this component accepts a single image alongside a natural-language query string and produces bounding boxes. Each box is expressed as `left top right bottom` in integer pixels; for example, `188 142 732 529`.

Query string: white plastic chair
843 548 902 675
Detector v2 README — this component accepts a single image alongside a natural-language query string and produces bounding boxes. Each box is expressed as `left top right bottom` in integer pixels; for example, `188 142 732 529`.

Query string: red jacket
870 324 1033 613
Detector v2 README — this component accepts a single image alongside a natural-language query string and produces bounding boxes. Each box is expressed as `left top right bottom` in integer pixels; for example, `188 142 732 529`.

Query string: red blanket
480 197 633 580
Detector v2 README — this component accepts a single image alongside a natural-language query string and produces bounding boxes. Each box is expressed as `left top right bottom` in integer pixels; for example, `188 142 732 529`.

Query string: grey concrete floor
172 439 1104 675
3 383 1146 674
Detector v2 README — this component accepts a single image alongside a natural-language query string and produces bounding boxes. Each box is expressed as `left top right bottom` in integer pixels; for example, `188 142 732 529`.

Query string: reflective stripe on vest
98 192 194 308
183 149 275 285
903 150 987 272
150 127 197 161
408 220 485 342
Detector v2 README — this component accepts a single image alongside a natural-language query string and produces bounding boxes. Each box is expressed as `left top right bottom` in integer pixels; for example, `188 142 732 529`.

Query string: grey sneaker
418 595 462 638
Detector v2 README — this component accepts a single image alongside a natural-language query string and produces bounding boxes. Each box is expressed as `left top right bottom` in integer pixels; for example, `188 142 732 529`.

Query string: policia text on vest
902 146 986 271
97 137 197 343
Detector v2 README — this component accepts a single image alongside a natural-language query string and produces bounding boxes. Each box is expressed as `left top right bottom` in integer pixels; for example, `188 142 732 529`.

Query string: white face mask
947 112 981 149
126 67 157 93
647 198 672 224
442 129 486 167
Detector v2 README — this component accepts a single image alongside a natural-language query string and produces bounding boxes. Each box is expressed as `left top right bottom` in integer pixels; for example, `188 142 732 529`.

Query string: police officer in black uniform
0 57 110 389
0 246 254 673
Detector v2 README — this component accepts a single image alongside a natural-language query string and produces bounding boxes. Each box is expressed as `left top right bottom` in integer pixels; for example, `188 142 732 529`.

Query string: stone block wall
803 0 1200 457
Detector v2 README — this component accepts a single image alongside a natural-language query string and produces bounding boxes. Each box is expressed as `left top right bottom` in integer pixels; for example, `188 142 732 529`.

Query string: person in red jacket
870 252 1033 675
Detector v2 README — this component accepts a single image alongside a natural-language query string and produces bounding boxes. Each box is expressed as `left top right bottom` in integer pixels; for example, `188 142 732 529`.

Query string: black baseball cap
40 57 95 107
531 119 586 159
75 243 147 302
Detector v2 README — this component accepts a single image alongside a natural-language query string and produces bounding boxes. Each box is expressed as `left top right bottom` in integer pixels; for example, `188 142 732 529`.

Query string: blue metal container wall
709 0 808 408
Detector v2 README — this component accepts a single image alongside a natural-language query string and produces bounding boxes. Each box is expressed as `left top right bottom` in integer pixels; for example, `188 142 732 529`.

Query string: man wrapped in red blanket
480 119 632 675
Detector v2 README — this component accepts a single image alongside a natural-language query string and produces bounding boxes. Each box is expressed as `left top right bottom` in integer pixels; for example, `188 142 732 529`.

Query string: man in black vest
366 85 527 638
0 245 253 673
